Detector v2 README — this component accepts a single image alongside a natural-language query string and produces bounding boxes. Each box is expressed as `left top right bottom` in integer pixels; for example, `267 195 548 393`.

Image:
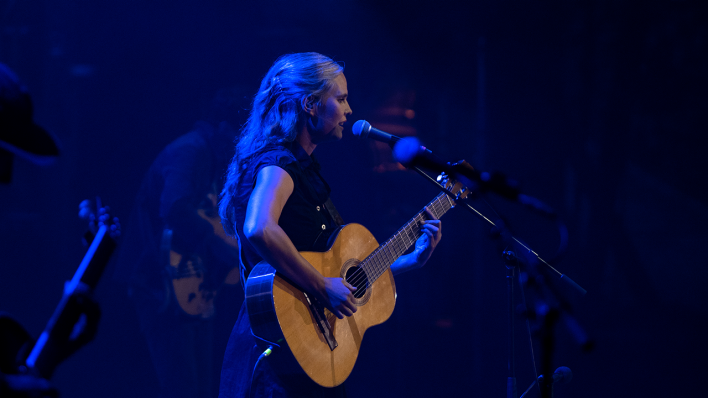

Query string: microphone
352 120 402 146
393 137 556 216
393 137 515 196
392 136 452 175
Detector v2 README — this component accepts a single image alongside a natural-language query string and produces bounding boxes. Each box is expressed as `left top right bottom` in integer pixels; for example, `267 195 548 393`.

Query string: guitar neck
25 225 117 378
360 191 456 283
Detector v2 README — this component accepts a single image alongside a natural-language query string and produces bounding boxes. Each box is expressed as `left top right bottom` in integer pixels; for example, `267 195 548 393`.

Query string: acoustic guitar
244 176 469 387
167 192 240 318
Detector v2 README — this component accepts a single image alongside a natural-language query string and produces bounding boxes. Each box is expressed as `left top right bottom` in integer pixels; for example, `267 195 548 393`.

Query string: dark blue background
2 1 706 396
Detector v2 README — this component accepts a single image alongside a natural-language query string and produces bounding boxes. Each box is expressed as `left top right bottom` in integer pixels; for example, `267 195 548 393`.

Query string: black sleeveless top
228 141 340 287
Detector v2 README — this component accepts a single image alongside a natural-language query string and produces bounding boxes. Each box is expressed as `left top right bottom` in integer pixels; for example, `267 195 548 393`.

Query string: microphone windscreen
553 366 572 385
392 137 423 166
352 120 370 138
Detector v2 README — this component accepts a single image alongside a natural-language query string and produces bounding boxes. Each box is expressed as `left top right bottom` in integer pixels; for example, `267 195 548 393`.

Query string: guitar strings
345 193 451 289
344 193 453 291
346 194 449 289
347 204 444 289
345 203 437 288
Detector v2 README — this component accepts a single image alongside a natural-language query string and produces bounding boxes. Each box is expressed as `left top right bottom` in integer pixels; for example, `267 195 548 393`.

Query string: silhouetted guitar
244 175 469 387
0 198 120 381
167 192 239 318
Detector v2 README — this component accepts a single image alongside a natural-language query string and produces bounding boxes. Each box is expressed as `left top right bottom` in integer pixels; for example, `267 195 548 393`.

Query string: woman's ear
301 95 316 116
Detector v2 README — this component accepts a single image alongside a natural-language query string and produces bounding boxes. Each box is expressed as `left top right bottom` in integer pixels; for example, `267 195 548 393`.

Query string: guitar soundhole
345 266 369 299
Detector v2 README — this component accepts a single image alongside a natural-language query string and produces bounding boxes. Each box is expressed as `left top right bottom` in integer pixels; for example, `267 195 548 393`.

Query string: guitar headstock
78 197 121 244
437 160 473 203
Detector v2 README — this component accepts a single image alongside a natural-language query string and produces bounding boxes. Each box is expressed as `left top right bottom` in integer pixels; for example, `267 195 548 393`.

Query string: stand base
507 376 517 398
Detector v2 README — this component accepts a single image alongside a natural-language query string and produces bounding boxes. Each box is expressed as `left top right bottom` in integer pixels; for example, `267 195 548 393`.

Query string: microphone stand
503 250 518 398
407 165 587 398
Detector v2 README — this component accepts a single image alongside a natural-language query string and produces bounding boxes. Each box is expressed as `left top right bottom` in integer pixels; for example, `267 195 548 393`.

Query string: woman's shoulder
248 143 297 170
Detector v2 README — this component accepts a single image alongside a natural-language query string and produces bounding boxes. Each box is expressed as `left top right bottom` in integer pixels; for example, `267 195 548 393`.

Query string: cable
248 345 273 398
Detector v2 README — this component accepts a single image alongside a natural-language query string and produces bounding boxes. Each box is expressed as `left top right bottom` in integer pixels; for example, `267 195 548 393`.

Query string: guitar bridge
302 292 338 351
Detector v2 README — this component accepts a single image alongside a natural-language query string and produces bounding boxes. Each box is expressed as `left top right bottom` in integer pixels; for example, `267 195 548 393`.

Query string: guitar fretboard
359 191 456 283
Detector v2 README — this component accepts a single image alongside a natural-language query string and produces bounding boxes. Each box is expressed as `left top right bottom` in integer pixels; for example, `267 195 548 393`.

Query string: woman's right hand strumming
322 277 357 319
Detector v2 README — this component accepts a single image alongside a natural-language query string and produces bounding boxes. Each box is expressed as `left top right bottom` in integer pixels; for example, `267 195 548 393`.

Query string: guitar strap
323 197 344 226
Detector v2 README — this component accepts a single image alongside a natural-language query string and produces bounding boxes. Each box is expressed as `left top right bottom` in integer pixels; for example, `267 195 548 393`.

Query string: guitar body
246 223 396 388
169 208 240 318
169 252 240 317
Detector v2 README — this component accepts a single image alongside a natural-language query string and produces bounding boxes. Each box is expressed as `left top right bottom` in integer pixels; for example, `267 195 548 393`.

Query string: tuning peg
437 172 450 187
456 187 469 200
78 200 93 220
